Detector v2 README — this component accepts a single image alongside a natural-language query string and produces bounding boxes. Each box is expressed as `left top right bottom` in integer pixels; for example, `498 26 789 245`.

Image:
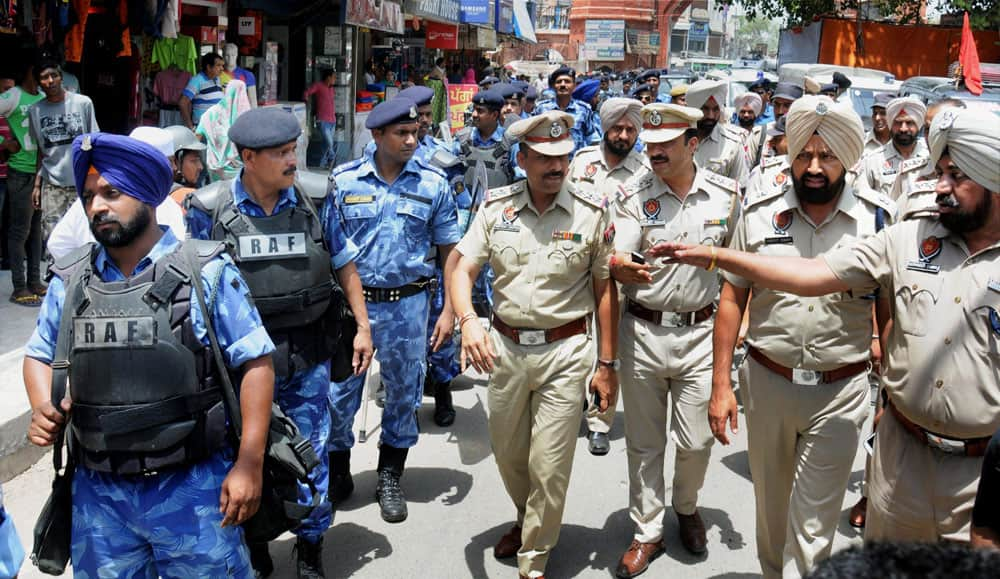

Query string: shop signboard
476 27 496 48
584 20 625 61
460 0 491 25
426 21 459 49
405 0 460 22
438 0 460 22
448 83 477 133
346 0 404 34
625 29 660 55
688 21 710 42
495 0 513 35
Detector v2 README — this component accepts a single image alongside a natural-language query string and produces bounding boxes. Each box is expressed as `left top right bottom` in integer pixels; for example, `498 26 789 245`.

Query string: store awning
512 0 536 43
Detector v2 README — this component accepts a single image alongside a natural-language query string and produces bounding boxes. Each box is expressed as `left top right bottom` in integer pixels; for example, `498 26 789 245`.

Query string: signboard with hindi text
584 20 625 61
448 84 477 133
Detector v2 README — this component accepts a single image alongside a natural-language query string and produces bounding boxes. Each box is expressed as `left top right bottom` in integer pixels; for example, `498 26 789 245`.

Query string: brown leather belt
747 346 868 385
492 315 587 346
888 402 990 457
626 300 715 328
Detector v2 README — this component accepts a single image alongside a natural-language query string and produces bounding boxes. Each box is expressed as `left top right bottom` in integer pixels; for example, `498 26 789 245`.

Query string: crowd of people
0 56 997 579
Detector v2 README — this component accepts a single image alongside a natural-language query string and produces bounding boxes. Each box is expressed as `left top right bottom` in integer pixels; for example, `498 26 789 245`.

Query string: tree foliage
725 0 999 29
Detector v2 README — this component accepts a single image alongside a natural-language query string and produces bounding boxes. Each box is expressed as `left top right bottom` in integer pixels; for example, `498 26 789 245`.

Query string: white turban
928 107 1000 193
885 97 926 128
734 92 762 116
803 76 822 95
600 97 643 134
686 79 728 110
785 95 865 170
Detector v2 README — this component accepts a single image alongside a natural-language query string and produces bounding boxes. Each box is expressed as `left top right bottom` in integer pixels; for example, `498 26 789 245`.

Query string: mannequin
224 43 258 108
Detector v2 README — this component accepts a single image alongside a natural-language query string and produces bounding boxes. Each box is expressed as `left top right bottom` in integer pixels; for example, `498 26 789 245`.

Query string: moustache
936 193 960 208
283 166 298 176
543 171 564 179
649 156 669 164
91 214 120 227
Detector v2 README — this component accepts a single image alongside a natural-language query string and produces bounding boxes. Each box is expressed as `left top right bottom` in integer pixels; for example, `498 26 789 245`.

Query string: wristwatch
597 358 620 371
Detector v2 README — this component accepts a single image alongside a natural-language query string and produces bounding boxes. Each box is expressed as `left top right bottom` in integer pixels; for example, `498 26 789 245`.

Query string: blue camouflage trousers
275 362 332 543
71 451 252 578
473 264 495 311
328 290 429 450
426 268 460 385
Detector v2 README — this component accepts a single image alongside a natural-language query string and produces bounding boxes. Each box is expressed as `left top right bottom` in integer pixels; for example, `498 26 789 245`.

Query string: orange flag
959 12 983 96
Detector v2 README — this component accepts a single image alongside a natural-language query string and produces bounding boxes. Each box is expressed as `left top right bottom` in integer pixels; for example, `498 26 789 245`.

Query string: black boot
375 445 409 523
328 450 354 504
295 537 325 579
248 542 274 578
433 380 456 427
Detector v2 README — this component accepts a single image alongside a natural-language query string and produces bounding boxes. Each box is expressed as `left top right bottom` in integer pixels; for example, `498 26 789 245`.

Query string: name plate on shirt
764 235 794 245
73 317 156 349
905 260 941 274
238 233 308 261
640 219 665 228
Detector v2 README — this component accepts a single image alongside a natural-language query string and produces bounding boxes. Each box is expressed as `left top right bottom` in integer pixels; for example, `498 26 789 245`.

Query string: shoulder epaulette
744 183 786 209
902 207 939 222
909 179 937 193
899 156 928 174
703 170 739 194
855 185 897 214
574 144 599 157
486 181 525 204
332 157 364 177
619 171 654 200
722 125 746 142
761 155 786 169
570 184 607 210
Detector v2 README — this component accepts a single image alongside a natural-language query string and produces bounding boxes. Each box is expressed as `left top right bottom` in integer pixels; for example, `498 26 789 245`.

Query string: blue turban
573 79 601 104
72 133 173 206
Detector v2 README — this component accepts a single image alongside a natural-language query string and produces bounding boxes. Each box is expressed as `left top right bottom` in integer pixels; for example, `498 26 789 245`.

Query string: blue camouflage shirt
187 173 359 270
533 98 602 158
656 92 671 103
326 147 460 288
25 227 274 368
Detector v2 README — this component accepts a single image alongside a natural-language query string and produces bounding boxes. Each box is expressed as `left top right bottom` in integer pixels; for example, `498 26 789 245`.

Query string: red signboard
425 21 459 50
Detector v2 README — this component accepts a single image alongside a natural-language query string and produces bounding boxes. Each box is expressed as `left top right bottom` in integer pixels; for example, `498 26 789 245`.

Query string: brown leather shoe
677 510 708 555
849 497 867 528
494 525 522 559
615 539 665 578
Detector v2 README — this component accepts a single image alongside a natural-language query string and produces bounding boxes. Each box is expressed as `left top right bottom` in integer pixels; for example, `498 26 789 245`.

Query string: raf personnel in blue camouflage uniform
187 108 373 578
327 96 461 523
496 82 527 121
24 133 275 578
637 69 671 104
398 85 445 163
533 66 602 159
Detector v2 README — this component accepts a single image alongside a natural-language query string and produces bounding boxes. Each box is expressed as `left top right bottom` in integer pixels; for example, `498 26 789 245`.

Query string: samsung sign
460 0 491 25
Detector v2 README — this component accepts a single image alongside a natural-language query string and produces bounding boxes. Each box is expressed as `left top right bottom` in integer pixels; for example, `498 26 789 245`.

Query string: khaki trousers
865 408 983 542
620 313 715 543
744 356 869 579
488 329 593 578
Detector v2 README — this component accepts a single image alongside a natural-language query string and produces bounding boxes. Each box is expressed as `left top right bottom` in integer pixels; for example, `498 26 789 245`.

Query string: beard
738 116 755 130
792 171 847 205
91 205 152 248
938 190 992 233
892 132 916 148
697 119 717 135
604 133 634 157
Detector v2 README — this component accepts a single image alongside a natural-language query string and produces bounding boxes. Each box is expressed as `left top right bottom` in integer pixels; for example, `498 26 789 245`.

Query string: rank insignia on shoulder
603 223 616 244
906 235 942 274
900 156 927 173
704 171 739 193
911 180 937 193
552 230 582 242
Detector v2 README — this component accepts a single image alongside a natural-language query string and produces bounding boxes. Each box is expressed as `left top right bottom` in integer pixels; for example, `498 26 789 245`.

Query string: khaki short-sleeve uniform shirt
456 180 614 329
824 218 1000 439
725 181 897 370
567 144 648 201
861 140 929 197
615 167 740 312
695 124 749 186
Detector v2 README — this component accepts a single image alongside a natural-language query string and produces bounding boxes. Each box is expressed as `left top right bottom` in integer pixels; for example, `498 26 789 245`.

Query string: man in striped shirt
180 53 225 130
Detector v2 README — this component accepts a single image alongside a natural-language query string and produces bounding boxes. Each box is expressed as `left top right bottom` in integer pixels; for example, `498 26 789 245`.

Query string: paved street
2 300 870 579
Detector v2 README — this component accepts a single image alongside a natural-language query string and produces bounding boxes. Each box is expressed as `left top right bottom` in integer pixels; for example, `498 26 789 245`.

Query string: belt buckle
925 432 965 455
792 368 822 386
517 329 546 346
660 312 685 328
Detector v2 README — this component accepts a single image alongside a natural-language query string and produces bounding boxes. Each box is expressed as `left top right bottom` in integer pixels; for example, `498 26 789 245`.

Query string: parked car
898 76 1000 118
779 63 901 130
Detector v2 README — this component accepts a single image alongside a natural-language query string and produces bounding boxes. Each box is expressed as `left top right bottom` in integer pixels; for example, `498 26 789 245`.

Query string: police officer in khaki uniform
860 97 929 197
745 117 789 200
863 93 893 156
734 92 767 169
608 103 740 578
686 80 749 186
659 96 896 578
450 110 619 579
650 105 1000 547
567 97 647 456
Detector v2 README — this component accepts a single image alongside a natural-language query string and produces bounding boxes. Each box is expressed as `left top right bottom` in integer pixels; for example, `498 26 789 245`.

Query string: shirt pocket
341 202 377 221
968 289 1000 362
489 234 522 275
893 271 944 337
396 194 433 239
545 239 590 279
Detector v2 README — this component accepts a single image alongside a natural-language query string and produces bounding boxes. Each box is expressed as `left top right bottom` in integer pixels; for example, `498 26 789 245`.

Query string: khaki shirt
457 180 614 329
888 155 938 221
743 124 768 168
567 144 648 202
863 131 889 156
823 218 1000 439
695 124 749 187
861 140 929 197
745 155 789 204
725 181 896 370
615 166 740 312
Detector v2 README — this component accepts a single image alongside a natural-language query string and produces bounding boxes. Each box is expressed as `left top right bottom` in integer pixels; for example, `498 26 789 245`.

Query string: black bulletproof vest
211 186 336 376
54 242 228 475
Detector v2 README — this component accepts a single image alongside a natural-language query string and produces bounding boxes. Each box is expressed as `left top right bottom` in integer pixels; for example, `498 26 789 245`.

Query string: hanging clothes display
151 34 197 75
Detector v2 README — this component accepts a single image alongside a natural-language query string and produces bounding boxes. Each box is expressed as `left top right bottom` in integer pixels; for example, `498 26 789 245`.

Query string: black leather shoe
375 469 408 522
434 381 456 427
295 537 325 579
249 542 273 578
588 431 610 456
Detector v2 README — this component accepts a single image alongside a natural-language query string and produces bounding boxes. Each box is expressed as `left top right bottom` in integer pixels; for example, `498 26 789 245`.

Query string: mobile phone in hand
592 391 602 408
630 251 646 265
